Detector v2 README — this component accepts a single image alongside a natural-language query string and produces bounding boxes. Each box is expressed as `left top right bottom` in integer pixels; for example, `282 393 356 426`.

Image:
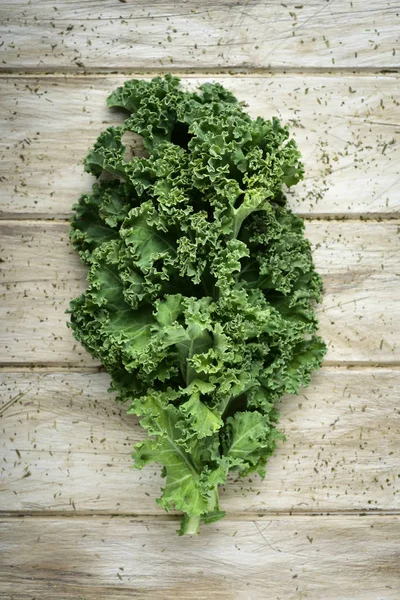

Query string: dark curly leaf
68 75 326 535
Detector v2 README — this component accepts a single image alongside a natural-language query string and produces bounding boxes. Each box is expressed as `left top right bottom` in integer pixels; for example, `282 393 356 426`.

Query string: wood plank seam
1 67 400 76
1 364 400 373
1 70 400 78
0 217 400 224
1 361 400 370
1 511 399 519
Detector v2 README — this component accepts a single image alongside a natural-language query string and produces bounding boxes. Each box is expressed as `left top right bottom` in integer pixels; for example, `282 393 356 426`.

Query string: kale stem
183 515 201 535
180 486 220 535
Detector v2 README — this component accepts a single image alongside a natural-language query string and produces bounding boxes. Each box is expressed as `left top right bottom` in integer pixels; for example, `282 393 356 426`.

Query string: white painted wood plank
0 516 399 600
1 75 399 218
0 1 399 70
1 220 399 365
1 369 399 513
0 221 97 367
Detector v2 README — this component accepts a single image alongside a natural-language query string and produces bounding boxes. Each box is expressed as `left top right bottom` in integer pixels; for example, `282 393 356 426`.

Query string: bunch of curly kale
68 75 326 534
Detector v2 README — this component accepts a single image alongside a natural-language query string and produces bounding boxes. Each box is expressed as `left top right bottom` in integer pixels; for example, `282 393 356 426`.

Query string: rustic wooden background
1 1 400 598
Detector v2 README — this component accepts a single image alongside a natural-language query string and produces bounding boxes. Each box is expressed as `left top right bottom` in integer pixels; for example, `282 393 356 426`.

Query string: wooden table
1 2 399 598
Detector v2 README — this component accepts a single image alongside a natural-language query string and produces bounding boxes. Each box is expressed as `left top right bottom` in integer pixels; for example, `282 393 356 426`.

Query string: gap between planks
1 215 399 223
1 511 399 521
0 67 399 77
1 362 400 372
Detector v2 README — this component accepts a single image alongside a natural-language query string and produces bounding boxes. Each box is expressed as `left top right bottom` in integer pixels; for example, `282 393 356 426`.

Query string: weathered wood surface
2 74 400 218
1 220 399 366
1 368 399 514
1 516 399 600
1 1 400 594
1 1 399 71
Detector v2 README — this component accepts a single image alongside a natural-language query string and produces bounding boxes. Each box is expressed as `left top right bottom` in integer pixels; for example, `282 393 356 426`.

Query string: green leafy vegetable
68 75 326 535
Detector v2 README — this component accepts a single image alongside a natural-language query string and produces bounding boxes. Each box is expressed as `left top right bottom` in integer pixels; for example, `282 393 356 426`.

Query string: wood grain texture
1 515 399 600
1 220 399 366
1 0 399 71
1 368 399 514
1 1 399 595
2 74 400 218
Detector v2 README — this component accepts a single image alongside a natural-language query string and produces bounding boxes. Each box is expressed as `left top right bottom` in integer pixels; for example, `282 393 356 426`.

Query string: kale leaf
68 75 326 535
